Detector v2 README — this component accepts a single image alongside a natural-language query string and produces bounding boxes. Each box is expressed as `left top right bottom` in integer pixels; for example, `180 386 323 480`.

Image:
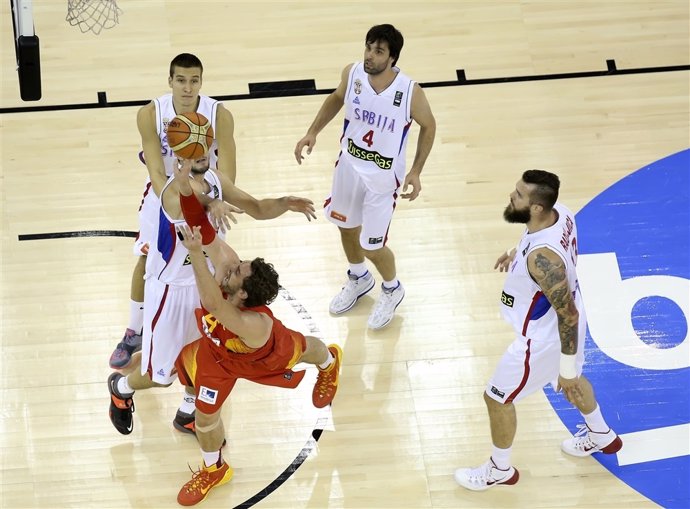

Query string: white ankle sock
491 445 512 470
202 449 221 468
128 300 144 334
117 376 134 396
318 350 334 370
179 393 196 414
582 404 609 433
349 263 368 278
382 278 399 290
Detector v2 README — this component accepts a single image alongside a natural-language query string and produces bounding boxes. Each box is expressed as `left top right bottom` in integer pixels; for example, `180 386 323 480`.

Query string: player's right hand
177 225 203 252
294 134 316 164
494 249 516 272
557 375 585 407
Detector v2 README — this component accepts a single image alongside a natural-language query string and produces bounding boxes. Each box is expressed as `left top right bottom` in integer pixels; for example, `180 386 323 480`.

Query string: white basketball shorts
141 277 201 385
324 159 400 251
485 334 585 404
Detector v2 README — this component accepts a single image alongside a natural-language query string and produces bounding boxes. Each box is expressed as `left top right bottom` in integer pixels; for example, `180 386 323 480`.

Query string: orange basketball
166 112 214 159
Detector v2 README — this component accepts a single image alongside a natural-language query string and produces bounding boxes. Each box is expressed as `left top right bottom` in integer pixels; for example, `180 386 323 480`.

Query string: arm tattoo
531 251 579 354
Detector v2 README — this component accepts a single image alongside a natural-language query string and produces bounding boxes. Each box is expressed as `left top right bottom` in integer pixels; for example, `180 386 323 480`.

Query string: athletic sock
179 393 196 414
117 376 135 397
127 300 144 334
582 404 609 433
491 445 512 470
318 350 335 370
202 449 222 468
382 278 400 290
349 263 368 278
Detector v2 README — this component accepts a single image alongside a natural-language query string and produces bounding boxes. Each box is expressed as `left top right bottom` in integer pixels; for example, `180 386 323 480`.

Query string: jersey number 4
362 130 374 148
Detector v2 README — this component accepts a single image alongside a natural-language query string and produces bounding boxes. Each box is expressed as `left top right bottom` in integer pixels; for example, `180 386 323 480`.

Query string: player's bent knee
195 417 222 433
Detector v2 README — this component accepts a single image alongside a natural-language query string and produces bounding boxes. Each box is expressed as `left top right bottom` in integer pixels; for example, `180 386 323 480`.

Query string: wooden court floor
1 2 689 508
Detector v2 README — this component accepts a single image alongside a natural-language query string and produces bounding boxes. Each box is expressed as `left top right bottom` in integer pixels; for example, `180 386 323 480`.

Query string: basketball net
66 0 122 35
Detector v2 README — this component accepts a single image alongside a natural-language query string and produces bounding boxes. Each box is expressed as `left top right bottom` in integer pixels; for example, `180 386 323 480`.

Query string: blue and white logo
545 149 690 508
199 385 218 405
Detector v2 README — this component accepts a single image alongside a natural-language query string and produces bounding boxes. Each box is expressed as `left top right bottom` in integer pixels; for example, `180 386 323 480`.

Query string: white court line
616 423 690 466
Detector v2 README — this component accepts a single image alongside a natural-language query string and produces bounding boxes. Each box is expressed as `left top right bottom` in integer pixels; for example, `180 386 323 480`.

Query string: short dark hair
522 169 560 210
169 53 203 78
242 258 280 308
366 24 404 66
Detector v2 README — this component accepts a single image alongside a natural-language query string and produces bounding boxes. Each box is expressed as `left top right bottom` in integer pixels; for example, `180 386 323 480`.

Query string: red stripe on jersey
506 338 532 403
137 181 152 212
521 291 544 337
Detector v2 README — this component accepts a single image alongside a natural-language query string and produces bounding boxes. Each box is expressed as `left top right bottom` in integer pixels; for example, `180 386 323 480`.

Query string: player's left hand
401 172 421 200
207 200 244 233
557 375 585 407
177 224 203 252
284 196 317 221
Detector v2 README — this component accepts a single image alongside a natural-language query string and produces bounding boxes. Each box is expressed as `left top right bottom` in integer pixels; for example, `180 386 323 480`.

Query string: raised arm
216 171 316 221
174 161 241 272
180 225 271 347
294 64 352 164
214 104 237 183
401 84 436 200
136 103 168 197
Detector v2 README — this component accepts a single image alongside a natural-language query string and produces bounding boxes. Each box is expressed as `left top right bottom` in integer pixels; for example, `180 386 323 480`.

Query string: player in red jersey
172 160 342 506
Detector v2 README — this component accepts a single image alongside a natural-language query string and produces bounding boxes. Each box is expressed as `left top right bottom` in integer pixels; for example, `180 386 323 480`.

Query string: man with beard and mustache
454 170 622 491
107 154 317 437
294 23 436 330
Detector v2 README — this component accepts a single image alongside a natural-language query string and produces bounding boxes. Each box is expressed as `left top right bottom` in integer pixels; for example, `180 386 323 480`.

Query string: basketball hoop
66 0 122 35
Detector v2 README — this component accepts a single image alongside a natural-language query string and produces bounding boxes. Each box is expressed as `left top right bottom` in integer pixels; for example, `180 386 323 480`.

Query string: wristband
179 193 216 245
559 353 577 379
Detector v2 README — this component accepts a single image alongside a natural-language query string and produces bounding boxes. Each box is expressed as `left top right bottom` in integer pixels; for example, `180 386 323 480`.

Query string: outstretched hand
177 224 203 252
207 200 244 233
294 134 316 165
285 196 317 221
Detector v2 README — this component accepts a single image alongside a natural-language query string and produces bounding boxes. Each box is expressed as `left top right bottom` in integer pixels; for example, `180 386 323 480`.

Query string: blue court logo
544 149 690 508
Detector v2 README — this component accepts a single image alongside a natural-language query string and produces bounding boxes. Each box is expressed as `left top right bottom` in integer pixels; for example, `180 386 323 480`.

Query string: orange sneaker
313 344 343 408
177 461 234 506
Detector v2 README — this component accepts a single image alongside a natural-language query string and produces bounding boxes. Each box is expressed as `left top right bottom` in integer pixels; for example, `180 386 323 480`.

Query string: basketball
166 112 214 159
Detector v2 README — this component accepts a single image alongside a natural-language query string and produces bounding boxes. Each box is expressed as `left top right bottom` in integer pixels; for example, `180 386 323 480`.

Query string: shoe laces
122 332 140 346
373 287 398 312
571 423 596 449
184 464 215 493
315 367 335 394
465 460 494 483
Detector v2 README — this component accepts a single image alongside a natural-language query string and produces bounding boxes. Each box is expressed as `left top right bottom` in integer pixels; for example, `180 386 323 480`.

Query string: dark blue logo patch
544 149 690 508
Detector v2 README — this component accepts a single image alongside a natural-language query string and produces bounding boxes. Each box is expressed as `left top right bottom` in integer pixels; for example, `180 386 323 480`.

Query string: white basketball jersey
500 203 585 342
153 93 220 175
146 169 223 285
340 62 415 193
